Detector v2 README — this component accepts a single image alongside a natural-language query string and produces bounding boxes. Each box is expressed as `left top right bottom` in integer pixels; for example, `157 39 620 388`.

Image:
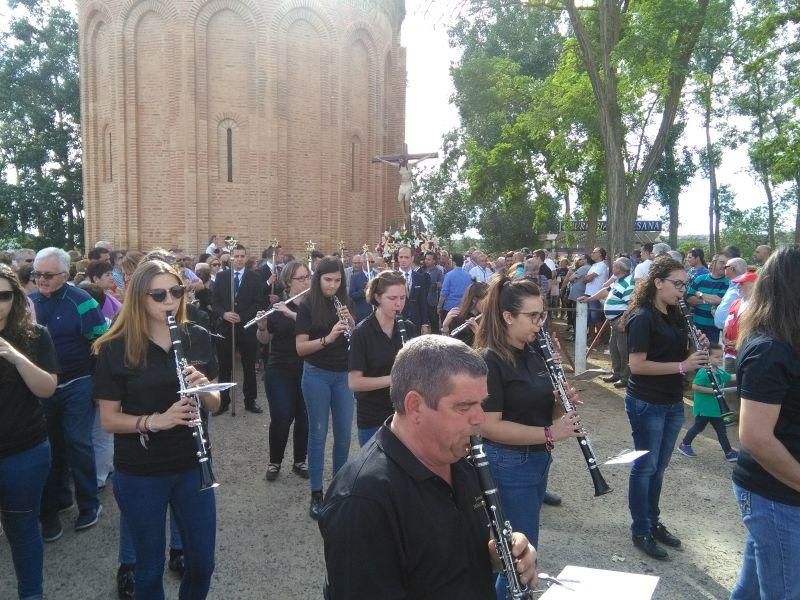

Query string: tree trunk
668 195 679 249
585 187 601 253
705 103 719 255
760 172 776 248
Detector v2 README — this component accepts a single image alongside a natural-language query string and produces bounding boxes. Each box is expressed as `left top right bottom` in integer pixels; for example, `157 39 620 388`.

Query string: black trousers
216 324 258 406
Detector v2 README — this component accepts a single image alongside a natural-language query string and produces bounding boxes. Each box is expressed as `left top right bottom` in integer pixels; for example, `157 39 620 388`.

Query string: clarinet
166 314 219 491
537 328 611 497
678 300 735 424
332 296 354 346
395 311 408 347
468 435 534 600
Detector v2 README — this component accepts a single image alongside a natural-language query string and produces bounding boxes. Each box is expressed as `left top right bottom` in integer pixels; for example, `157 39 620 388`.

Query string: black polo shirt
319 424 496 600
348 314 417 429
0 325 60 459
295 301 348 372
266 300 302 373
482 346 555 451
94 323 218 476
625 305 688 405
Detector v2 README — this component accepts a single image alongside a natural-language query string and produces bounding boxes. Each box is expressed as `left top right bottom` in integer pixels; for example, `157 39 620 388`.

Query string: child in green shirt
678 344 739 461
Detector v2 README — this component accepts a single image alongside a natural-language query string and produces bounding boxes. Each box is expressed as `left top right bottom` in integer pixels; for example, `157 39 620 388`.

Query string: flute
468 435 534 600
537 328 611 497
450 313 482 337
243 288 310 329
166 314 219 491
678 299 735 423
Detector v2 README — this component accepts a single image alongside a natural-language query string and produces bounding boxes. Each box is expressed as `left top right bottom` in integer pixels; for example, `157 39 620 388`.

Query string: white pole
575 301 588 375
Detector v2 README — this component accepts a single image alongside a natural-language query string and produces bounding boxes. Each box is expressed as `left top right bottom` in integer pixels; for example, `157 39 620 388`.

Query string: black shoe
213 403 229 416
613 380 628 389
116 563 135 599
168 548 185 576
632 534 668 560
41 514 63 543
601 374 620 383
651 522 681 548
265 463 280 481
75 504 102 531
309 491 324 520
244 402 263 414
292 461 309 479
543 491 562 506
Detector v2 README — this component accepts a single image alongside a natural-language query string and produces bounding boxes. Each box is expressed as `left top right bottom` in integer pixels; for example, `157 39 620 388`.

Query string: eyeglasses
663 278 687 290
292 274 310 281
32 271 66 281
146 285 186 302
724 265 735 270
210 263 221 267
517 310 547 324
0 290 14 301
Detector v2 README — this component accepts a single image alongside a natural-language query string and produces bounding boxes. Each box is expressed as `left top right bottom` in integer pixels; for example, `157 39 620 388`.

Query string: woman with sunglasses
295 257 354 520
440 281 488 347
94 260 220 600
475 276 581 600
621 255 708 560
348 270 417 447
729 247 800 599
0 264 59 599
255 260 311 482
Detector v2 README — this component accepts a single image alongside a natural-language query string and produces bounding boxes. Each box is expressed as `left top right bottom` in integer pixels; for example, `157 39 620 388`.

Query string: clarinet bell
592 469 612 497
199 459 219 491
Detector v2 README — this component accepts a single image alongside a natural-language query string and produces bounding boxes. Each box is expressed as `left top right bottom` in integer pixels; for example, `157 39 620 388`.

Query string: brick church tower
77 0 407 257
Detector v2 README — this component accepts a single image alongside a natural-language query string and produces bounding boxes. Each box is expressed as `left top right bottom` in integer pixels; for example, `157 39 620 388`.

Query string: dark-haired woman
295 257 355 520
730 247 800 599
94 260 220 600
0 264 59 599
441 281 488 347
475 276 581 600
348 271 417 447
622 255 708 560
256 260 310 482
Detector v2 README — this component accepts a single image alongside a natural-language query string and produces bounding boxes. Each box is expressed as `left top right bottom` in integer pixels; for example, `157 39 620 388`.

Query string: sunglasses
146 285 186 302
32 271 66 280
0 290 14 301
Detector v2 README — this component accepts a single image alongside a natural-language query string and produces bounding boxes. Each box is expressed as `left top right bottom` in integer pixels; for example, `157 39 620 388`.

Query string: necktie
405 270 411 291
234 271 241 294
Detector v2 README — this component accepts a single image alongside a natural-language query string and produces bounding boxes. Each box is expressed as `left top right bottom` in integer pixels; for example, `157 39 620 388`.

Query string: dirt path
0 345 744 599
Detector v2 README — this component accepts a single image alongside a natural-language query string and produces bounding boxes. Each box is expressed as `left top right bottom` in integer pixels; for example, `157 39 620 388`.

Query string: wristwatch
695 291 704 300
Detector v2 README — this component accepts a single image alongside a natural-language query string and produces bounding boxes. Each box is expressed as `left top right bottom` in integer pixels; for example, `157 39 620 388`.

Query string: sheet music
540 566 659 599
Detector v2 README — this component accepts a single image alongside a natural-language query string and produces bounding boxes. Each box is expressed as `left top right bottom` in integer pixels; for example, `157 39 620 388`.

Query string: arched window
226 128 233 183
217 119 239 183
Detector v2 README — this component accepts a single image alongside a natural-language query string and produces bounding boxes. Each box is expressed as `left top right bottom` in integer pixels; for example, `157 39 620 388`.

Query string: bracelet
135 415 145 434
678 361 685 375
320 336 327 347
543 426 555 452
145 414 160 433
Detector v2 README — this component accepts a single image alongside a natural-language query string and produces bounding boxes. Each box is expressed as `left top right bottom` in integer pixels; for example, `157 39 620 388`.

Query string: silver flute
332 296 354 345
450 313 482 337
166 314 218 491
243 288 310 329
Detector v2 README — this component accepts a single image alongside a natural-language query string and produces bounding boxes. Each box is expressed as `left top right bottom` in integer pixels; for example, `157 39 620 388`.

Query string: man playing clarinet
319 335 538 599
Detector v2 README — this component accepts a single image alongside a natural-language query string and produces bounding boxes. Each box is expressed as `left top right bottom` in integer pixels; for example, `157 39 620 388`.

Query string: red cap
732 271 757 284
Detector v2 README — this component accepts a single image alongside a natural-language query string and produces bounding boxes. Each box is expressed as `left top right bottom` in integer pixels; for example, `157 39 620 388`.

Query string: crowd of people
0 236 796 600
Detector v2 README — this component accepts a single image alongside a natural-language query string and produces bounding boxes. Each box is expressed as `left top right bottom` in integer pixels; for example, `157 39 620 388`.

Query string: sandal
265 463 280 481
292 461 309 479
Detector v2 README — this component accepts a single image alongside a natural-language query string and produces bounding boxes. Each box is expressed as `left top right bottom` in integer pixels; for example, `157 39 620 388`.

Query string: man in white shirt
468 253 493 283
633 243 653 280
584 247 609 339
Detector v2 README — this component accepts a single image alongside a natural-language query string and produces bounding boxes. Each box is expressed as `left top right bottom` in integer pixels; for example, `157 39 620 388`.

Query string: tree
0 0 82 249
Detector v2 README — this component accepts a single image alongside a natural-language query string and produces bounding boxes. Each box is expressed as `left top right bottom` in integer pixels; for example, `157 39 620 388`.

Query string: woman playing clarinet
475 276 581 600
730 247 800 599
348 271 417 447
256 260 310 482
295 257 354 520
621 255 707 560
94 260 220 600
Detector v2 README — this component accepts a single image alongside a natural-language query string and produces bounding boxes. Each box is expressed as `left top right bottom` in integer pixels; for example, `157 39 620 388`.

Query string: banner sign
559 220 662 233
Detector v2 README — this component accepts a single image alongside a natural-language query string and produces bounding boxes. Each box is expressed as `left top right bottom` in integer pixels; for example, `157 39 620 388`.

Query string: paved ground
0 336 745 599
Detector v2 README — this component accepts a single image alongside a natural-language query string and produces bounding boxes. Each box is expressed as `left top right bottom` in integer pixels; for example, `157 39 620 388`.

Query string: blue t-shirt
440 268 473 311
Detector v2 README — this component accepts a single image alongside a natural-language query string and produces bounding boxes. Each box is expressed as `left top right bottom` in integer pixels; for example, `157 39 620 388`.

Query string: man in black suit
396 246 431 333
212 243 265 414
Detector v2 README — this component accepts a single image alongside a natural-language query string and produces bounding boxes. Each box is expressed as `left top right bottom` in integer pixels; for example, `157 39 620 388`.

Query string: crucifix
373 143 438 235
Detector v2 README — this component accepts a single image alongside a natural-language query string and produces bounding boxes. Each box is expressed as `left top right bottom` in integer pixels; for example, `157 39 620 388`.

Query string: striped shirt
603 275 634 320
688 274 730 329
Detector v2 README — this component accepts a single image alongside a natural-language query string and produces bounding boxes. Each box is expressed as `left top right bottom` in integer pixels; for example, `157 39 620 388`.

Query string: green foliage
0 0 83 250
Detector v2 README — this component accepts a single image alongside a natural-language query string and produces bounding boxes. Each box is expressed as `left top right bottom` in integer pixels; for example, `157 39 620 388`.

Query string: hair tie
502 279 512 288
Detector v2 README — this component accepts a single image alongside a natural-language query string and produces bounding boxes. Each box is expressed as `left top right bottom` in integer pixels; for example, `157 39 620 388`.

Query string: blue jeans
731 483 800 600
301 363 354 492
587 299 604 323
118 509 184 564
624 394 684 536
40 376 99 516
0 441 51 600
357 426 380 447
92 409 114 487
113 467 216 600
483 442 551 600
264 365 308 465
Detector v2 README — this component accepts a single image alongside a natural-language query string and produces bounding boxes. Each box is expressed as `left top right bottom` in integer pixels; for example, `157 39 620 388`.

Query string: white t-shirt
205 243 217 255
544 257 556 272
634 259 652 280
585 261 609 296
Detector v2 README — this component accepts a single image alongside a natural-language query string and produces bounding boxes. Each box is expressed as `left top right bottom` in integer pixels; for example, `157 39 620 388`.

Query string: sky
400 0 770 237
